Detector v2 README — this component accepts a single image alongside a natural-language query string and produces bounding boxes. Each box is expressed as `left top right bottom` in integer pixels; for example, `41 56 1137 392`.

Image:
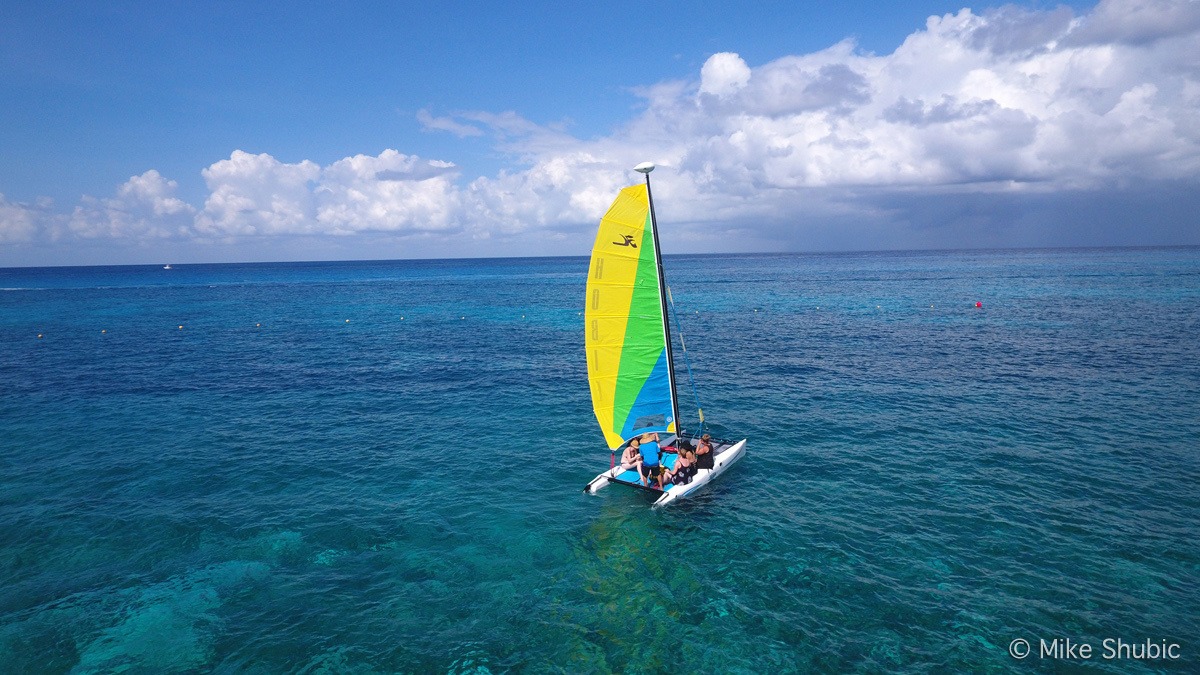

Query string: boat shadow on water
553 504 714 671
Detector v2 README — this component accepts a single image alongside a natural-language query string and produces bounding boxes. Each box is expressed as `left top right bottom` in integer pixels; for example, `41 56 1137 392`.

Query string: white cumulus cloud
1068 0 1200 45
455 0 1200 231
316 150 462 234
14 0 1200 259
0 194 48 243
196 151 321 237
194 149 465 239
69 170 196 239
699 52 752 97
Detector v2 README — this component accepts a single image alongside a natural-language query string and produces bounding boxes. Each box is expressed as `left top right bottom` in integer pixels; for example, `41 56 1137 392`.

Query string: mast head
634 162 655 174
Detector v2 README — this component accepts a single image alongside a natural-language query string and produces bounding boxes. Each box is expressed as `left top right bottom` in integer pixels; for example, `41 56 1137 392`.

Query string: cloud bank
4 0 1199 262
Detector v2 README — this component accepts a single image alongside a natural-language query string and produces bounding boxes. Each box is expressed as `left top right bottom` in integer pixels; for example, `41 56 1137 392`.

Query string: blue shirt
638 441 661 467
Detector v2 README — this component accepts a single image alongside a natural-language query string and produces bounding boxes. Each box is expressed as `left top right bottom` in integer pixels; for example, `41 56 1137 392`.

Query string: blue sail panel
619 349 675 439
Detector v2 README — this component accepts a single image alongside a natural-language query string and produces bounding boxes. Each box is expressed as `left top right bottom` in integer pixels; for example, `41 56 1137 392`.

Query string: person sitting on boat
635 432 665 489
619 441 642 472
664 449 697 487
695 433 715 471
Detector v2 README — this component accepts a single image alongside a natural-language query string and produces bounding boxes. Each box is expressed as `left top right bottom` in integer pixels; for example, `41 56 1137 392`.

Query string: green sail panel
585 183 676 450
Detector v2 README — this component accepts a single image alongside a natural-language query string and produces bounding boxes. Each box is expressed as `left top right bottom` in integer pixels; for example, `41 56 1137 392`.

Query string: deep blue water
2 249 1198 672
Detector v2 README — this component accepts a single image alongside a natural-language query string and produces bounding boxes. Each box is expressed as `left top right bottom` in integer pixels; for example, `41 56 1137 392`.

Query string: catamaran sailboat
582 163 746 507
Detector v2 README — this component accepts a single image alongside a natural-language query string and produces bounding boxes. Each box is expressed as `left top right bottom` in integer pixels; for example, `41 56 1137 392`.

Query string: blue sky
2 0 1197 266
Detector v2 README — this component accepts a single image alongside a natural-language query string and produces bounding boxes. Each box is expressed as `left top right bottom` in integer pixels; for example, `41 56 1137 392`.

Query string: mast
636 162 682 437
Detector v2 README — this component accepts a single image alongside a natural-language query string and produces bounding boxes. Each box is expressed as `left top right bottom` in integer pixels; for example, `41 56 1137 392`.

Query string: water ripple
1 250 1198 671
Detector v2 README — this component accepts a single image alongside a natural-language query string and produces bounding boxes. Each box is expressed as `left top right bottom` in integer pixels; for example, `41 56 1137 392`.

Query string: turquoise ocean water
2 248 1198 672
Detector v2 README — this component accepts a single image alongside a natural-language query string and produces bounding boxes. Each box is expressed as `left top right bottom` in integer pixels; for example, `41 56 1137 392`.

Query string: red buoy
975 301 983 308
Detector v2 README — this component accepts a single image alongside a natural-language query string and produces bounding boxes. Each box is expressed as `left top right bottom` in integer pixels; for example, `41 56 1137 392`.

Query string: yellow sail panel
585 183 675 449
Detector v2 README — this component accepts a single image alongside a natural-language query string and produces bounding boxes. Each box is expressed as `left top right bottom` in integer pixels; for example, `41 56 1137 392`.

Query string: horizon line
3 243 1199 271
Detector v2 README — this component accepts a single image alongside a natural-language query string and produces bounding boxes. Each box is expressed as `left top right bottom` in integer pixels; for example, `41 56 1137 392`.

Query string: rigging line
666 285 706 436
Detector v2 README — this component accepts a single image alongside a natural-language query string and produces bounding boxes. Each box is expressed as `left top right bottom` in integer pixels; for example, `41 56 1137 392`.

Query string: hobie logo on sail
612 235 637 248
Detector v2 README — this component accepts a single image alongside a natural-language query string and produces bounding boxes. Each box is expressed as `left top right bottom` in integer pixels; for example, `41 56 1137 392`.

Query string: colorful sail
585 183 676 450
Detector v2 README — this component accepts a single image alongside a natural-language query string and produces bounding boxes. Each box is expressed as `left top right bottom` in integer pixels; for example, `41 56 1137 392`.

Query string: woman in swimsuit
695 434 715 471
664 449 696 487
619 441 642 472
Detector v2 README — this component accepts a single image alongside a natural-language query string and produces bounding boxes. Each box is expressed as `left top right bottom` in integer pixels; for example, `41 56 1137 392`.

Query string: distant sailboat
582 163 746 507
163 264 172 270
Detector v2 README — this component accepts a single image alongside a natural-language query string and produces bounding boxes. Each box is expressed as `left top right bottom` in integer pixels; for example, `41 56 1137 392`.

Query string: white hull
584 438 747 508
